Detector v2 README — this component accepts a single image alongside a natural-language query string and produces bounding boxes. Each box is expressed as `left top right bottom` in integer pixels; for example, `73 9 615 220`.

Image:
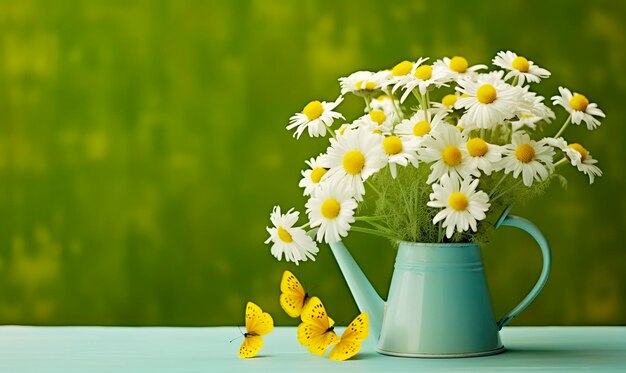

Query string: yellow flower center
413 120 431 136
310 167 327 183
567 143 589 161
515 143 535 163
466 138 489 157
376 95 390 101
369 110 387 125
449 56 468 73
476 84 497 104
355 80 376 90
342 150 366 175
321 198 341 219
442 145 462 166
442 94 458 108
511 56 530 72
569 94 589 112
448 192 469 211
414 65 433 80
277 226 293 243
303 101 324 120
383 136 403 155
391 60 413 76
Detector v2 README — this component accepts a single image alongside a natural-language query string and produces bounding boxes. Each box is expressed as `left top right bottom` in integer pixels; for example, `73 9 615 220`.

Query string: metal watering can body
328 210 551 357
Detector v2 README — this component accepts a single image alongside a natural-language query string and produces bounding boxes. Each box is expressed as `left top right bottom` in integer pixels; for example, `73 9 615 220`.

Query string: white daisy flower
287 96 345 139
351 109 394 135
545 138 602 184
455 71 523 129
500 132 555 186
511 87 555 132
433 56 487 81
394 110 447 144
426 174 491 239
381 59 422 88
299 156 328 197
339 70 387 96
551 87 605 130
456 114 479 135
305 179 358 243
493 51 551 85
465 137 503 176
370 94 402 122
431 92 462 115
563 143 603 184
510 114 544 133
265 206 319 265
335 123 356 137
419 125 477 184
382 135 420 178
520 87 555 121
393 60 450 103
319 128 387 201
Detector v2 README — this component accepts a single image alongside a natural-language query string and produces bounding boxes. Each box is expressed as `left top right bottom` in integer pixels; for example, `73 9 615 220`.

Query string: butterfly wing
239 335 264 358
308 329 340 356
328 339 361 361
299 296 330 328
279 270 307 318
245 302 274 336
298 296 340 355
297 298 329 346
328 313 369 361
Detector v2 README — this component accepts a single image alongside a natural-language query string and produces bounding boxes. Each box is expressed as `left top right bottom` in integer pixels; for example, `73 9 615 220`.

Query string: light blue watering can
329 207 551 357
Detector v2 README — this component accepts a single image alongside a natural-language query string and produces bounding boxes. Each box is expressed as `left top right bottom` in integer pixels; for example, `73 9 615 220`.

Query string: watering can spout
328 241 385 340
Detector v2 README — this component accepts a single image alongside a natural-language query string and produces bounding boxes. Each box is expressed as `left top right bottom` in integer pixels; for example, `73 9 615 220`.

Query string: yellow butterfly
238 301 274 358
297 296 340 355
279 270 311 318
328 313 369 361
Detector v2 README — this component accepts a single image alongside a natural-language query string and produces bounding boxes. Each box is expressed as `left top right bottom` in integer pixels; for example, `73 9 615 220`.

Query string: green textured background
0 0 624 326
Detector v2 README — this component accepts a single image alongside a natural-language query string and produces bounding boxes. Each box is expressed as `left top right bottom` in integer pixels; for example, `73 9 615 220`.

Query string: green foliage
366 163 551 245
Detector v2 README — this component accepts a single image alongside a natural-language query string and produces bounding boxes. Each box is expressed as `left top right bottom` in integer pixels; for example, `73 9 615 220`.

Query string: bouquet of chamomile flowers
266 51 605 265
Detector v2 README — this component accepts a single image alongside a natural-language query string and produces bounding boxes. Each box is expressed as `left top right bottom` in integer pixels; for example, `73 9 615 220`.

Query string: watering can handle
496 215 551 330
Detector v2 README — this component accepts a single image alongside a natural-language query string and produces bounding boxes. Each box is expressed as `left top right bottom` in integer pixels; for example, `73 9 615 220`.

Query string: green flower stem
488 174 508 198
491 180 522 202
361 219 392 232
385 88 403 120
363 96 371 112
350 225 398 241
437 221 444 243
299 222 310 229
392 166 415 226
366 179 381 195
355 215 391 221
512 75 519 86
554 157 569 168
413 90 423 107
421 92 429 120
325 124 337 140
554 115 572 138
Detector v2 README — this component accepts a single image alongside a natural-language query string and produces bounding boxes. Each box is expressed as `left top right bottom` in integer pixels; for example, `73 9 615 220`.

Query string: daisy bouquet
266 51 605 265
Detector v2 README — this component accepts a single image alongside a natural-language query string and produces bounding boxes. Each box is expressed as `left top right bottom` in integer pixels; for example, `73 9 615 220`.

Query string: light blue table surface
0 326 625 372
